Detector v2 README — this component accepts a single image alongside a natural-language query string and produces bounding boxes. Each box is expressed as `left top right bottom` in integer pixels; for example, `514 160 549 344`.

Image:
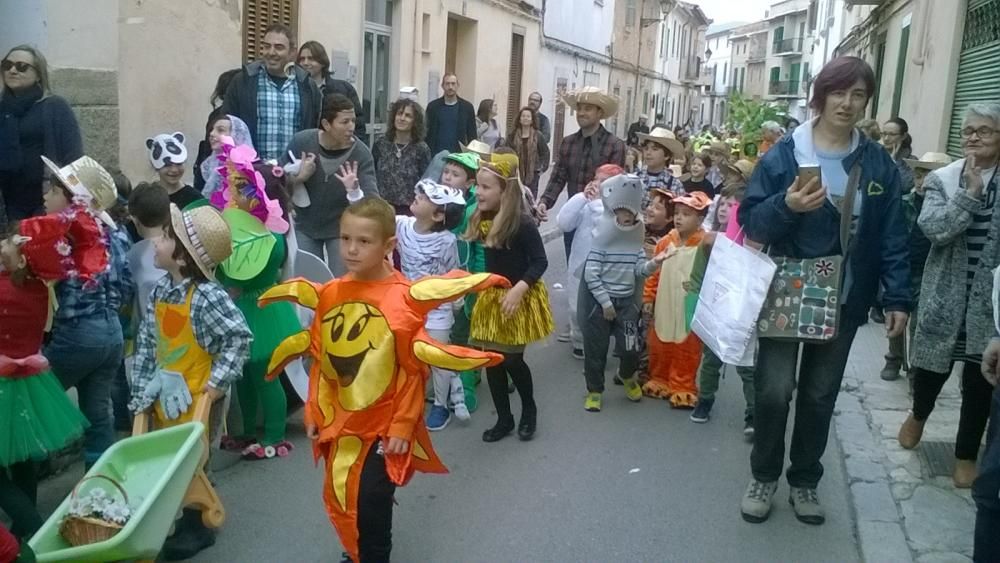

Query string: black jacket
425 96 477 154
221 61 321 149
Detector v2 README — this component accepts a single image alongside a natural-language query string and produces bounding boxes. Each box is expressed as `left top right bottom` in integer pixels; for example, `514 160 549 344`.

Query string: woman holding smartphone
736 56 910 526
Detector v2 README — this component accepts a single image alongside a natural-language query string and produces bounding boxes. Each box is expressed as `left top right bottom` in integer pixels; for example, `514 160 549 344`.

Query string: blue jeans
973 384 1000 562
45 312 124 466
295 225 346 277
750 325 859 488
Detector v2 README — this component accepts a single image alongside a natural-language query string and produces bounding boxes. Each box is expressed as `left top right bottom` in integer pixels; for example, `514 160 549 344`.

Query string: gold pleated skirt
470 282 554 350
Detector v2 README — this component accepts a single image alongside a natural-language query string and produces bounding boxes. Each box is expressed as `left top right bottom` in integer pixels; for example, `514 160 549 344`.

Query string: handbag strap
838 164 862 254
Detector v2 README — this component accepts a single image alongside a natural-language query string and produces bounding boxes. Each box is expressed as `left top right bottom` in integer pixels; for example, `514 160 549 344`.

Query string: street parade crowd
1 22 999 563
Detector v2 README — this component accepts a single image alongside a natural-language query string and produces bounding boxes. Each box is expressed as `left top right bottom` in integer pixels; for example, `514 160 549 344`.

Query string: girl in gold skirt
465 153 554 443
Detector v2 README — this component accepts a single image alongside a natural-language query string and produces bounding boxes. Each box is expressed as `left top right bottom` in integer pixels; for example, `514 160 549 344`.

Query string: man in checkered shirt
223 23 322 160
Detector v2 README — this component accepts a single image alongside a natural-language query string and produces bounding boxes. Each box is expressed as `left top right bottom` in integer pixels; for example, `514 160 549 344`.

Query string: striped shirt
583 249 657 309
395 216 460 330
954 166 998 362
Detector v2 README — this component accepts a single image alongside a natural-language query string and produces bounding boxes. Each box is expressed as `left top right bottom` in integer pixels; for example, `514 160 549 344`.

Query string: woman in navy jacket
736 57 910 526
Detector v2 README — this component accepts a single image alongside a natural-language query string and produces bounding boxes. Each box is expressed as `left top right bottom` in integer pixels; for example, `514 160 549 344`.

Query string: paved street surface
186 236 859 562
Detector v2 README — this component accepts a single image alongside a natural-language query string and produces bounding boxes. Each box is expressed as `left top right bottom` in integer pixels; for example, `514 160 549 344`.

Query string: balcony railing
772 37 804 54
768 80 802 96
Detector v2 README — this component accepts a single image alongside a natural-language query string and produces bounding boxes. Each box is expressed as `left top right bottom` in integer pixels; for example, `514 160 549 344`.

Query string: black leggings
357 444 396 563
486 352 536 422
912 362 993 461
0 461 41 539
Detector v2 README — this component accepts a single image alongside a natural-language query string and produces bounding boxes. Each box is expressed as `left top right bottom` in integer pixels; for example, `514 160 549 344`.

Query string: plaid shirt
128 276 252 413
541 124 626 209
637 167 684 209
255 72 301 161
54 226 134 322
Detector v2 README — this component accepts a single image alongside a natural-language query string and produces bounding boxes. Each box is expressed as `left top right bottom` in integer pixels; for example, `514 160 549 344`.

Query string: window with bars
243 0 300 64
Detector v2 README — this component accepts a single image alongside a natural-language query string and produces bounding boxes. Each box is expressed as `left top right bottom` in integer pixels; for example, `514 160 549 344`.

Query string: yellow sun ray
259 279 321 310
412 339 503 372
265 330 312 380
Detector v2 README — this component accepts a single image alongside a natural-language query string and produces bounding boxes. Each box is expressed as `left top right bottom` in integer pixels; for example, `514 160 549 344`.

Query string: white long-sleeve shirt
556 193 604 280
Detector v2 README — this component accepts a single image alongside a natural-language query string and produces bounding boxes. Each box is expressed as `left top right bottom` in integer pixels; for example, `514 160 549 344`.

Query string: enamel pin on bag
757 164 861 342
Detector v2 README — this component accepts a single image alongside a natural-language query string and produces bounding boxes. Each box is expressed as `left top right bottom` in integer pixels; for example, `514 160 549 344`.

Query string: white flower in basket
60 475 133 547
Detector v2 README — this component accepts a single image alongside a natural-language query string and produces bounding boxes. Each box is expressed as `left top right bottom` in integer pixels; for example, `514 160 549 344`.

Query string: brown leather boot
953 459 978 489
897 412 925 450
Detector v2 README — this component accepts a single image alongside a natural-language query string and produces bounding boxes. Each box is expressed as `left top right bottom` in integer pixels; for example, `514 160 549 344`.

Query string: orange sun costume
643 228 706 407
260 270 508 560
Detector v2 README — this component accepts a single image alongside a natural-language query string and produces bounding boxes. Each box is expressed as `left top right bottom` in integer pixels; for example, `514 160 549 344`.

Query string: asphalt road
190 236 861 563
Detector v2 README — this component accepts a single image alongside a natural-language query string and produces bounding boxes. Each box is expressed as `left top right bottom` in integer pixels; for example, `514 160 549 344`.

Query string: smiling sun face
319 301 396 411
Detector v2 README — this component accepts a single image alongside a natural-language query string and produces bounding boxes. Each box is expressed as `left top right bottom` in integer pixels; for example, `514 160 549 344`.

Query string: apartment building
703 21 746 128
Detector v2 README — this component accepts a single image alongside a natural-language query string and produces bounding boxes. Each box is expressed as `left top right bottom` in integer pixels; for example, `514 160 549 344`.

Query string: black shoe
163 509 216 561
482 418 515 442
869 307 885 324
340 552 353 563
517 409 536 441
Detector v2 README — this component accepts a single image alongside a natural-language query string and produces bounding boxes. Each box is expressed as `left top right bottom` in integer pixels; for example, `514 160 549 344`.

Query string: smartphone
798 165 822 190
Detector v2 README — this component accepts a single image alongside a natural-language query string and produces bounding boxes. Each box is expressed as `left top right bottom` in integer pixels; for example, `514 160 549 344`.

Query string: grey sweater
282 130 379 240
912 158 999 373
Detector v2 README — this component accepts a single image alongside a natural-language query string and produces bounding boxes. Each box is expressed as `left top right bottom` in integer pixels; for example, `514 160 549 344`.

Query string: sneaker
572 348 585 360
880 355 902 381
453 403 471 422
622 377 642 402
426 405 451 431
870 307 885 324
788 486 825 525
556 328 571 343
584 392 602 412
740 479 778 523
743 419 755 442
690 398 714 423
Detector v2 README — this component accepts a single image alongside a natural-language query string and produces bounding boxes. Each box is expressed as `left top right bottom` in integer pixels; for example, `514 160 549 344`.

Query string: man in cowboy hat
426 74 478 155
537 86 626 261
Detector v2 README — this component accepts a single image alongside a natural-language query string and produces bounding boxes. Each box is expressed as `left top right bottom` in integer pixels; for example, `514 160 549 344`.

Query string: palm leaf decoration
220 208 275 281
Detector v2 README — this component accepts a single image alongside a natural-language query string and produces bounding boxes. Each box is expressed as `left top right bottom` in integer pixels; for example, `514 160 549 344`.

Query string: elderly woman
0 45 82 221
898 101 1000 489
738 57 909 525
371 98 432 215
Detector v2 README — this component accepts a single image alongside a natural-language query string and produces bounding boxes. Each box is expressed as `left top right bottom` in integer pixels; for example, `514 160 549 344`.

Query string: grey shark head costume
592 173 646 252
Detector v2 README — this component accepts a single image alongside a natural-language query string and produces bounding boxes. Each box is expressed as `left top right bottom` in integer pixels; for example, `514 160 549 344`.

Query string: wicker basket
59 474 129 547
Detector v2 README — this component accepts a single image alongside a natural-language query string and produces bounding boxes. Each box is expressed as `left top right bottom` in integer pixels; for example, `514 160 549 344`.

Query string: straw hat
903 151 952 171
459 139 493 160
169 204 232 281
562 86 619 118
41 155 117 227
636 127 686 159
719 159 755 182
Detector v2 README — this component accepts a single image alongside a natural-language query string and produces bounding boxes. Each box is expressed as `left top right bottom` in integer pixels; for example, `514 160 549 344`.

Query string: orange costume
643 228 706 407
260 270 508 561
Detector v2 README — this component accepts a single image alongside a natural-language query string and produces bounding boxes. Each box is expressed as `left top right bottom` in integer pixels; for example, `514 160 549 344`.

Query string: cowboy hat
562 86 619 118
459 139 493 159
41 155 118 227
903 151 952 171
169 203 233 281
636 127 685 159
719 159 755 182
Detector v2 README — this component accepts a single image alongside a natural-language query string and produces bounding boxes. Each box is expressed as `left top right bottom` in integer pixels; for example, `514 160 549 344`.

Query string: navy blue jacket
737 131 911 327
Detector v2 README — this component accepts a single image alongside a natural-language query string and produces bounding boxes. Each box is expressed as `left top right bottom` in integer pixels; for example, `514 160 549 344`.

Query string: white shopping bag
691 235 777 366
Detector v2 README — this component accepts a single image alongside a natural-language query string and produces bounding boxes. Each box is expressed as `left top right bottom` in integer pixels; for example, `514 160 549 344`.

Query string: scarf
200 114 253 197
510 129 539 183
0 84 43 172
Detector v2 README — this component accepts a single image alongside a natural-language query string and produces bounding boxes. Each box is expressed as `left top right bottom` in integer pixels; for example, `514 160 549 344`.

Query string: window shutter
506 32 526 133
243 0 300 64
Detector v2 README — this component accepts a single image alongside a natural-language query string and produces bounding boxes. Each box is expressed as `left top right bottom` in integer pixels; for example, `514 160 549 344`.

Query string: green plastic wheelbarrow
29 422 205 562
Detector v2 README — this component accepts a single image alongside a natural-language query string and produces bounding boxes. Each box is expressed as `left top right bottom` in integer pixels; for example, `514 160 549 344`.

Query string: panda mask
146 132 188 170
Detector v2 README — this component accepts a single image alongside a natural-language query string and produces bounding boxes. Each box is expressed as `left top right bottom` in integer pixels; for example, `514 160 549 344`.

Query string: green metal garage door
947 0 1000 157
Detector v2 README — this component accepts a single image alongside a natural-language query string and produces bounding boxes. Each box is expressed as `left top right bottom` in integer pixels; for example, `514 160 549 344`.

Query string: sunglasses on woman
1 60 35 73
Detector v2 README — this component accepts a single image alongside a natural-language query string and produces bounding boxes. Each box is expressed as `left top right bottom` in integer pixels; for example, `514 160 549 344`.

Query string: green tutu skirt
470 282 554 348
0 370 89 467
235 286 303 368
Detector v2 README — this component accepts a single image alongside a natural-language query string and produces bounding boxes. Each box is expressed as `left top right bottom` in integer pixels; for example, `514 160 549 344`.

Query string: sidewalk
836 322 977 562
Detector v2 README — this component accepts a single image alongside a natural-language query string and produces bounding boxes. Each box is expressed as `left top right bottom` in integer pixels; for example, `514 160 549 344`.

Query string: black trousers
973 384 1000 563
0 461 41 539
912 362 993 461
356 444 396 563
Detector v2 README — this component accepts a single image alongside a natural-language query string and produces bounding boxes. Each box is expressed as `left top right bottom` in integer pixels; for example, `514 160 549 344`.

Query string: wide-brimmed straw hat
169 204 232 281
903 151 952 171
637 127 685 159
562 86 619 118
719 159 755 182
41 155 118 227
459 140 493 160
